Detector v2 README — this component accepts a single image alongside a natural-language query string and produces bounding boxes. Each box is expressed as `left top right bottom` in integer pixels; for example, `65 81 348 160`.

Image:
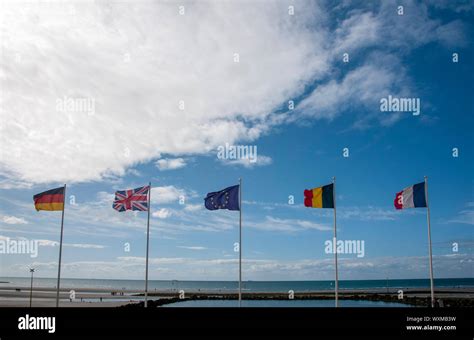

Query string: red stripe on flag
394 191 403 209
34 194 64 204
304 189 313 207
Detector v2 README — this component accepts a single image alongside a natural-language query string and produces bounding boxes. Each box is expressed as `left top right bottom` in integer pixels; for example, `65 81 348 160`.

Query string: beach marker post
424 176 435 307
238 177 242 307
55 184 67 307
332 177 339 308
145 182 152 308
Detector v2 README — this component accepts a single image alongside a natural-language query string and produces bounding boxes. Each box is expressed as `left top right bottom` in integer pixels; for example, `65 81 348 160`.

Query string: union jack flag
113 186 150 212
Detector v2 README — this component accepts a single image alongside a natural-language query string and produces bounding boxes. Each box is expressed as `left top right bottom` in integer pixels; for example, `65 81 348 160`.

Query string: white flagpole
238 178 242 308
56 184 66 308
424 176 435 307
332 177 339 308
145 182 151 308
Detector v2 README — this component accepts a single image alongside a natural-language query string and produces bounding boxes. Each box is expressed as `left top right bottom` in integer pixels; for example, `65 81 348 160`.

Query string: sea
0 277 472 292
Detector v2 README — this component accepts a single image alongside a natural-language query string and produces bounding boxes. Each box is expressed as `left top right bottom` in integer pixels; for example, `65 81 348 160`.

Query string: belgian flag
304 183 334 208
33 187 65 211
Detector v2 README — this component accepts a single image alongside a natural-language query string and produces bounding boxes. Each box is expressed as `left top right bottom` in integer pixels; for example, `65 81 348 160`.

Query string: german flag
33 187 65 211
304 183 334 209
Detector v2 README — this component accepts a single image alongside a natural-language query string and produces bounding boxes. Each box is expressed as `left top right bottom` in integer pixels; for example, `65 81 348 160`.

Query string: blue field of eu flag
204 185 240 211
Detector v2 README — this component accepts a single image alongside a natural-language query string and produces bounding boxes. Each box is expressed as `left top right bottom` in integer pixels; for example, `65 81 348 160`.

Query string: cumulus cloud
0 0 466 187
2 215 28 225
151 186 189 205
0 1 328 185
184 204 202 212
152 208 172 219
297 57 409 127
296 0 468 128
334 11 381 53
155 158 187 171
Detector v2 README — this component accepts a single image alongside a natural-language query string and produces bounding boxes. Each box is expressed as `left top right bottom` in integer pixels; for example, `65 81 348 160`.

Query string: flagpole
145 182 151 308
238 178 242 308
424 176 435 307
332 177 339 308
29 268 35 308
55 184 66 308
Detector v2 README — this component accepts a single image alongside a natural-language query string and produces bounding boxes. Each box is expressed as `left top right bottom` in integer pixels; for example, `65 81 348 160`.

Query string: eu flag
204 185 240 211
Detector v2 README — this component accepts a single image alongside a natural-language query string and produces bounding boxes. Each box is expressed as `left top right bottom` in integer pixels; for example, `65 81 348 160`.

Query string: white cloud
37 239 106 249
0 1 328 185
249 216 331 232
2 215 28 225
3 253 470 281
151 186 188 205
0 236 105 249
338 206 416 221
334 12 380 53
37 239 58 247
152 208 171 219
155 158 187 171
126 168 142 177
296 0 467 128
445 203 474 226
177 246 207 251
0 1 466 187
221 155 273 168
96 191 115 204
184 204 202 212
297 58 409 127
65 243 106 249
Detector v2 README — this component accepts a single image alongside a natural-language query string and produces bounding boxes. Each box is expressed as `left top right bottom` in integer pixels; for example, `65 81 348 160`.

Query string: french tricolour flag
394 182 427 209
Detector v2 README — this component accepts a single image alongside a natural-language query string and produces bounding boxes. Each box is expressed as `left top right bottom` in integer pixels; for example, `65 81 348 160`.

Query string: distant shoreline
2 276 473 282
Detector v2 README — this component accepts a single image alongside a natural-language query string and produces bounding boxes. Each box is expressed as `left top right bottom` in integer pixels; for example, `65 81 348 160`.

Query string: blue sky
0 0 472 281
